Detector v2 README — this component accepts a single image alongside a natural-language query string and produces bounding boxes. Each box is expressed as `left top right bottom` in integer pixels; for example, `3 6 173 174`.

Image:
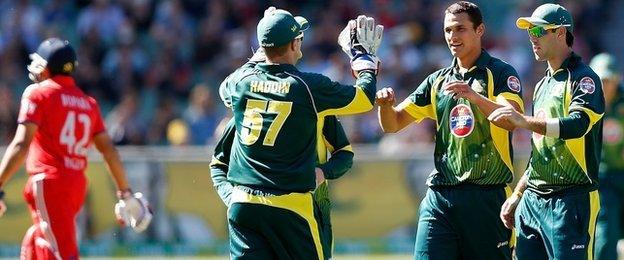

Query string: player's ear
476 23 485 37
290 39 297 52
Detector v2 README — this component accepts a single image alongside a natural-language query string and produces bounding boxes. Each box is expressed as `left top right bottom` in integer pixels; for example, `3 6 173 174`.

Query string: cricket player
210 115 353 259
0 38 151 259
376 1 524 259
218 7 383 259
493 3 605 259
590 53 622 260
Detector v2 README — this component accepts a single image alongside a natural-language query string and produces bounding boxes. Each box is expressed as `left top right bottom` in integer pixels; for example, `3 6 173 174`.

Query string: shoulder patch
507 76 521 92
578 77 596 94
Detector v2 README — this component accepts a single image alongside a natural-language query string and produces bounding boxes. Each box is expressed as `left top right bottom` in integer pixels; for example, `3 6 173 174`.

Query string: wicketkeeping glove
114 191 153 233
338 15 384 75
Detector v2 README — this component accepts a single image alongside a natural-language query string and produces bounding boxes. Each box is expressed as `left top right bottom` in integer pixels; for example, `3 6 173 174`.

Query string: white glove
114 191 153 233
338 15 383 74
355 15 383 55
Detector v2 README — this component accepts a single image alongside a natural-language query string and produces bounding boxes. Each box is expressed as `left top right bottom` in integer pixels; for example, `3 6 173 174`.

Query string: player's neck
266 54 296 65
456 48 481 71
546 47 572 73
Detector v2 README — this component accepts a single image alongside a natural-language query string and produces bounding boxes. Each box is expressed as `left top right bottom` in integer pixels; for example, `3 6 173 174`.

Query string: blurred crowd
0 0 619 149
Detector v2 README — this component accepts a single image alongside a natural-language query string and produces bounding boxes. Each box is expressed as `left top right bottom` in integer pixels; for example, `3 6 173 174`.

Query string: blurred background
0 0 621 258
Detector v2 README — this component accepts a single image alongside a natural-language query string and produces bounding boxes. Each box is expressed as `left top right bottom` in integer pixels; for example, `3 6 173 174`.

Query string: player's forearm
101 148 130 191
520 116 547 135
378 105 399 132
469 95 516 131
558 111 591 139
355 70 377 104
0 140 30 189
318 150 354 180
210 163 233 206
513 174 529 196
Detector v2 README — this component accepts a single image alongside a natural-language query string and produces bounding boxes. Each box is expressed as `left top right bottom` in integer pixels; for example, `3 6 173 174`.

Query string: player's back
19 75 105 177
221 61 376 193
226 64 320 193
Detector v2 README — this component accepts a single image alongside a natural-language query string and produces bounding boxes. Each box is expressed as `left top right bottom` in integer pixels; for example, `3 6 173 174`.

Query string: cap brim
516 17 550 29
295 16 309 31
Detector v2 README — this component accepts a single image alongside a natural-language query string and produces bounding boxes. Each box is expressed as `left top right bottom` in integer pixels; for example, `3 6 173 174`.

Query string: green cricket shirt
526 52 605 194
398 50 524 186
219 62 374 193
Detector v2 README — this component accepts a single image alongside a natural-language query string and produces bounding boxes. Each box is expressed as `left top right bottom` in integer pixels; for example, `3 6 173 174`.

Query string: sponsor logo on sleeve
579 77 596 94
449 104 474 138
507 76 521 92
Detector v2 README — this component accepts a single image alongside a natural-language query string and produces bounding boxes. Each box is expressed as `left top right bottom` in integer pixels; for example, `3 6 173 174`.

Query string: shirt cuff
545 118 560 138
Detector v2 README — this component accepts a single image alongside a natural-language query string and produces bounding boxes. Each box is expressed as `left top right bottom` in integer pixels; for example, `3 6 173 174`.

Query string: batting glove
114 190 153 233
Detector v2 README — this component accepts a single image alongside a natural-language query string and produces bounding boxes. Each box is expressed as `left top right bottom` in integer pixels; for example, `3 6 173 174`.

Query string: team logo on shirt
507 76 521 92
603 119 623 144
449 104 474 138
579 77 596 94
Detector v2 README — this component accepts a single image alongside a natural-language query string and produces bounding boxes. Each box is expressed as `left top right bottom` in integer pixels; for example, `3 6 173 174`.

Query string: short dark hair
264 43 290 58
446 1 483 29
566 30 574 47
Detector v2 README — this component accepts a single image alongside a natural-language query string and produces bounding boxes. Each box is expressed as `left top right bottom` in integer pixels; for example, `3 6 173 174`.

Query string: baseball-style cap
590 53 621 80
257 9 309 48
516 3 573 32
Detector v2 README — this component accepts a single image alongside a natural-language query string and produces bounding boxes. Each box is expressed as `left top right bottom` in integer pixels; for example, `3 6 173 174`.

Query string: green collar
547 52 581 76
451 49 492 73
255 63 299 73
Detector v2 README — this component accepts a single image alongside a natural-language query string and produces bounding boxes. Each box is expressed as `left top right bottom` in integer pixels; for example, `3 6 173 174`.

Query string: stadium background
0 0 621 258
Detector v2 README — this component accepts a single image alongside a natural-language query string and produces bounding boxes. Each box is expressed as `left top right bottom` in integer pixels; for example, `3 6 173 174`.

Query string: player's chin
533 52 546 61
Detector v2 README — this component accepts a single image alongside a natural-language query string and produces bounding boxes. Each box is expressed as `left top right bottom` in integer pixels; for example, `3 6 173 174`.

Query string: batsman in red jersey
0 38 152 260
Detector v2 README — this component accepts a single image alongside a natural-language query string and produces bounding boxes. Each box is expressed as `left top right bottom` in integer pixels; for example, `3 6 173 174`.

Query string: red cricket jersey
17 75 106 177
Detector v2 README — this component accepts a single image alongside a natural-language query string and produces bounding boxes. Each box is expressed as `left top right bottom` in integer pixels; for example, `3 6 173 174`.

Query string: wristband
0 190 4 200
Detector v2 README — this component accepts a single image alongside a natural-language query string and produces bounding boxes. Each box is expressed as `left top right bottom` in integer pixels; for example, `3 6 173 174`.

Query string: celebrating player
589 53 622 260
217 7 382 259
492 3 605 259
376 1 523 259
0 38 151 259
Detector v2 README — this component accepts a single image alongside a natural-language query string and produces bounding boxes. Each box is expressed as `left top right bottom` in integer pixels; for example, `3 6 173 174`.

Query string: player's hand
114 190 153 233
376 87 396 107
0 199 6 217
444 81 478 101
500 192 522 229
488 106 528 129
315 168 326 187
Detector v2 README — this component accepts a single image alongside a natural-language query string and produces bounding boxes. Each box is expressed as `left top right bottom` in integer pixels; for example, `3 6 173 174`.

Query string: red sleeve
18 86 45 125
90 98 106 136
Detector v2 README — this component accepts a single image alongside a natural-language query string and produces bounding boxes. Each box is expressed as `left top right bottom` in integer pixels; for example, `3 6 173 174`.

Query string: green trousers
414 184 513 260
515 189 600 260
228 187 324 260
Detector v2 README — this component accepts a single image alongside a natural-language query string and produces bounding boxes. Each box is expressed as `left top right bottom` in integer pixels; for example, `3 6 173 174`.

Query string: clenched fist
376 87 396 107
